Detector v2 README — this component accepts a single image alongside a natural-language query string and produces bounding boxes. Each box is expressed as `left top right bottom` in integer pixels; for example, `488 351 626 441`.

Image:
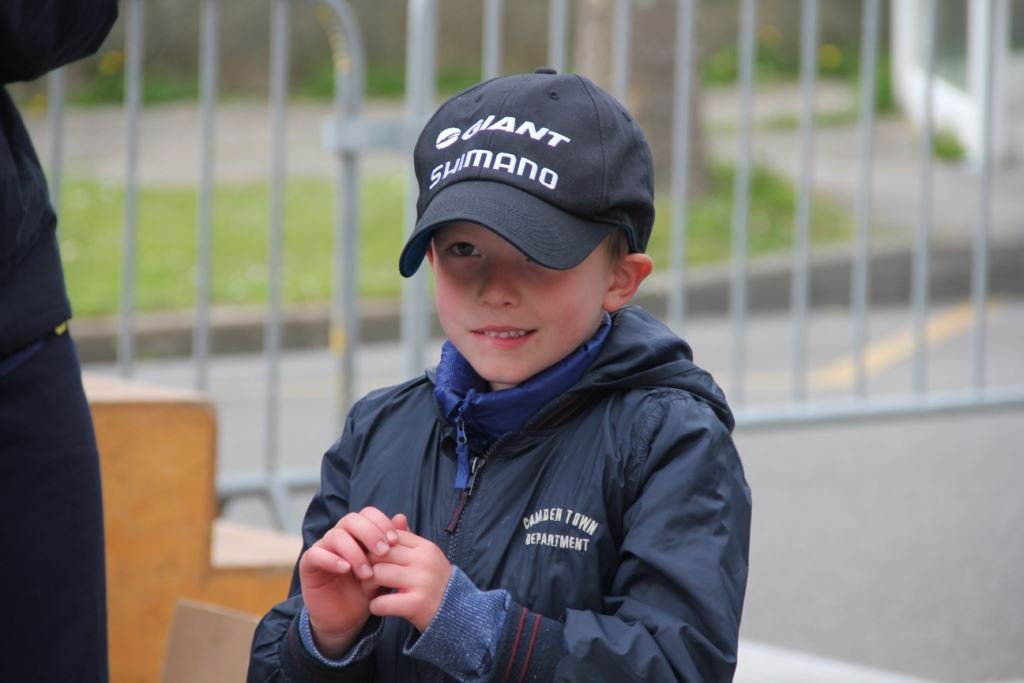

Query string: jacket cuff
279 609 379 681
405 566 509 680
493 602 566 683
299 607 381 666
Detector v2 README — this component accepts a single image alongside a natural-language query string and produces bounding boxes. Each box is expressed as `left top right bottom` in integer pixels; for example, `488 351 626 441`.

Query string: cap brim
399 180 616 277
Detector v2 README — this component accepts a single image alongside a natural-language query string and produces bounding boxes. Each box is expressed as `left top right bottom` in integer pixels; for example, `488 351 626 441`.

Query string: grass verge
59 165 850 317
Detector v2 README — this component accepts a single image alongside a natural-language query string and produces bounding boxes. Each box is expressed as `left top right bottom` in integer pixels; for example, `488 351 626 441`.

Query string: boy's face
428 221 617 391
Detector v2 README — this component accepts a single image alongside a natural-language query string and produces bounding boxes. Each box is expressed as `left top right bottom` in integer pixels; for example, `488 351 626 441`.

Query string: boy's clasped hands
298 507 452 659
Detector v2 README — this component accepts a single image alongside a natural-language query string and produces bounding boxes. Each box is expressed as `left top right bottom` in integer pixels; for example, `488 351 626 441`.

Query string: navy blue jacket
0 0 118 357
250 307 751 681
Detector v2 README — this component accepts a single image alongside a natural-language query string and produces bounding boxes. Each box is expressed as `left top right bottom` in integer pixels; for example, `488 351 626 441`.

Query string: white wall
891 0 1019 166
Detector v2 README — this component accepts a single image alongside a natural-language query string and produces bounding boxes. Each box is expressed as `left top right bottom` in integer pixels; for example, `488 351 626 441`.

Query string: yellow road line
210 302 989 399
810 301 982 389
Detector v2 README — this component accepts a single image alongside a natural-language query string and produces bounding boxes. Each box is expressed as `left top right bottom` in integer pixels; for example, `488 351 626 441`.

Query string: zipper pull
466 456 482 495
446 456 481 534
453 413 470 489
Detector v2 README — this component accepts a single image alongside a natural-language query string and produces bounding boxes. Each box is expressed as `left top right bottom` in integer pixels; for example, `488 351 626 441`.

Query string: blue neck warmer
434 314 611 489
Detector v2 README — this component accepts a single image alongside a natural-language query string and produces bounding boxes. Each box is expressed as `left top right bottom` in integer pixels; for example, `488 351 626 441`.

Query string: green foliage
701 38 895 116
298 62 482 100
757 109 861 131
702 40 858 85
70 70 199 106
62 46 482 105
364 66 408 98
931 129 965 162
65 49 199 105
296 60 341 100
646 163 850 266
873 53 895 114
437 66 484 96
58 167 850 317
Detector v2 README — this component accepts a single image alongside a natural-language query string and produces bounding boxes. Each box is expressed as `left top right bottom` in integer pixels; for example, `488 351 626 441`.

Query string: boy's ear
425 243 435 267
603 253 653 313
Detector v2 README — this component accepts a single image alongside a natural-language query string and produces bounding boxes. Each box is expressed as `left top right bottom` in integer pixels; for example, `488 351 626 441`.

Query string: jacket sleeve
486 394 752 683
247 411 377 682
0 0 119 83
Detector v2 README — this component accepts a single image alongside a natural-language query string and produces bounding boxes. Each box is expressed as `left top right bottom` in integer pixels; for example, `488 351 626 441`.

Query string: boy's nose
477 261 520 307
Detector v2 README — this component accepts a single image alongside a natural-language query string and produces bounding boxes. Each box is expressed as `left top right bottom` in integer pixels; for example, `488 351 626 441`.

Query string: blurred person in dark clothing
1 2 119 681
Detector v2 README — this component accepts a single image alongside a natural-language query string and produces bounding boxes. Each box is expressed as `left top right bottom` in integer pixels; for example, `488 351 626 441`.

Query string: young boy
249 69 751 682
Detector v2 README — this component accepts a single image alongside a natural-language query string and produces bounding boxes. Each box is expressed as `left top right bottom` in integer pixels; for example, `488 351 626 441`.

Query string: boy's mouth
474 327 535 340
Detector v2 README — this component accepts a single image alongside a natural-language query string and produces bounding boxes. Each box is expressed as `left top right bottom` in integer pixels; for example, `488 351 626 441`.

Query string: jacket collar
434 313 611 444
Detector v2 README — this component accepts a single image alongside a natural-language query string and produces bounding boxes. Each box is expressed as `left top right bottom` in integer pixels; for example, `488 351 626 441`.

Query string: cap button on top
535 67 557 74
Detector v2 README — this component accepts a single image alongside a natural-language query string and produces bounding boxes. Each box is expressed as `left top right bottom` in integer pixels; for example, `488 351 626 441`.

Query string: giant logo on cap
433 115 572 150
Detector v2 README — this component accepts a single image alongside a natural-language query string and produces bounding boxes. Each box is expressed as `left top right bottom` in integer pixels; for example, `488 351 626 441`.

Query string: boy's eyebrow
431 234 464 248
434 226 475 242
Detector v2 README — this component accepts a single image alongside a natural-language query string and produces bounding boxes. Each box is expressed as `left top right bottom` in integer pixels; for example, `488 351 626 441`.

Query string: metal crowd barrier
44 0 1024 529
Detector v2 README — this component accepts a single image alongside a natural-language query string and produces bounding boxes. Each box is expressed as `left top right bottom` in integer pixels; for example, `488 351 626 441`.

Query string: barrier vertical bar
971 0 998 392
549 0 569 72
264 0 291 530
912 0 936 394
46 68 66 214
729 0 757 407
119 0 146 379
319 0 366 419
334 71 360 418
791 0 818 402
851 0 879 398
194 0 220 391
483 0 504 80
611 0 631 102
402 0 437 378
667 0 697 331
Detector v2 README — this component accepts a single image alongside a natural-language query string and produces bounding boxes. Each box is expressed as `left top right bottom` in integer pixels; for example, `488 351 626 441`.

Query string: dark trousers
0 332 109 683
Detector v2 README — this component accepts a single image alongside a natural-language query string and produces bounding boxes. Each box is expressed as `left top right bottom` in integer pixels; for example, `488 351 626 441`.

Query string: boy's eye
447 242 480 257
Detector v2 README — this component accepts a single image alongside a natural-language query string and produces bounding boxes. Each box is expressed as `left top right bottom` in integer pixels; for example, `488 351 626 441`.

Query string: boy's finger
358 574 383 593
321 528 374 579
358 506 401 545
394 529 422 548
338 512 393 558
369 543 414 567
391 513 410 532
364 562 410 591
301 544 351 575
368 591 411 619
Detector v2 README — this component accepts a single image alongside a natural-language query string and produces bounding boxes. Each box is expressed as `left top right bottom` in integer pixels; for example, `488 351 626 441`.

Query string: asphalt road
85 301 1024 682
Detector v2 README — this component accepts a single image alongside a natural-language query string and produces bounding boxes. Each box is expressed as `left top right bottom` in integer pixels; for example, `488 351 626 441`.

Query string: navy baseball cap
399 68 655 277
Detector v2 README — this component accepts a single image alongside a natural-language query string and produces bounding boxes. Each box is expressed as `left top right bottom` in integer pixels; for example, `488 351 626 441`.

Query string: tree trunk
573 0 711 198
573 0 612 90
631 1 711 197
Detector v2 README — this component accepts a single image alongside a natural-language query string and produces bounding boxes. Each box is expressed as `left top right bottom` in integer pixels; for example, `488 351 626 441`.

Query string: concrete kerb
73 236 1024 364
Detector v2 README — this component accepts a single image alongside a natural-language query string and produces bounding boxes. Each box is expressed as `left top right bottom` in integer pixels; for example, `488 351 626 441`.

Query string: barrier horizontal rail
42 0 1020 530
216 384 1024 502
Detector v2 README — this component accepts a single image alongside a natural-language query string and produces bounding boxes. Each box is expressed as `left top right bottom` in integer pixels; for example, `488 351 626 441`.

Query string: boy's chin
477 369 521 391
477 369 529 392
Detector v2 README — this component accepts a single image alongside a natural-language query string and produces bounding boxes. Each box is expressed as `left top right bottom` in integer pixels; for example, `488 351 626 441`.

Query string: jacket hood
578 306 735 432
426 306 735 434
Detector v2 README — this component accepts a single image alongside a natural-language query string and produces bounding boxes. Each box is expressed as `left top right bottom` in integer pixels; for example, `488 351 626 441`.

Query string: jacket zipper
445 455 481 534
443 393 591 561
445 456 482 564
445 433 513 563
